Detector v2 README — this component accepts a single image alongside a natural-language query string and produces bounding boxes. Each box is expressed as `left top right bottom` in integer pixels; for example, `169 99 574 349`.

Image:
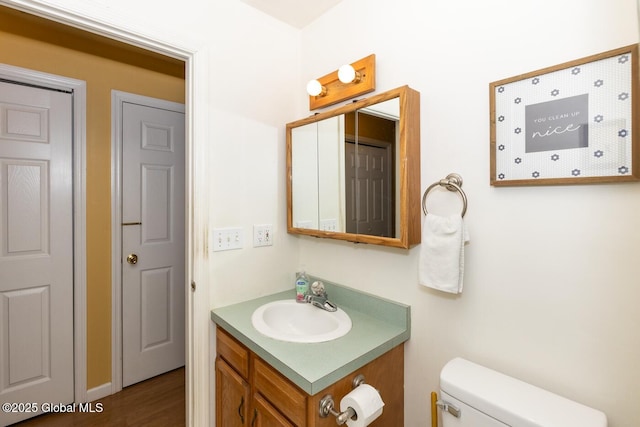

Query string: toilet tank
439 358 607 427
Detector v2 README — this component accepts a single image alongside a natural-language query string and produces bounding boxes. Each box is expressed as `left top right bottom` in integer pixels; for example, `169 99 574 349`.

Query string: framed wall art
490 44 639 186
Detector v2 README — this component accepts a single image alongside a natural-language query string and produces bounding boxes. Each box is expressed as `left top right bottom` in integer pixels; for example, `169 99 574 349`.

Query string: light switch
212 227 243 251
320 219 337 231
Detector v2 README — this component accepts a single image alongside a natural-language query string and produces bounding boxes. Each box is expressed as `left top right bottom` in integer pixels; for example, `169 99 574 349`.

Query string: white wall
296 0 640 426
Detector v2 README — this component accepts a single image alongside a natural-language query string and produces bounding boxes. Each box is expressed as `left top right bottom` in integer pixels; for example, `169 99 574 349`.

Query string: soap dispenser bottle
295 271 310 302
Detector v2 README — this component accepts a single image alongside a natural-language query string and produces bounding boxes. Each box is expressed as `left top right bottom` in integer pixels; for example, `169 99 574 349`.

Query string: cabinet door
253 357 307 426
250 393 295 427
216 357 250 427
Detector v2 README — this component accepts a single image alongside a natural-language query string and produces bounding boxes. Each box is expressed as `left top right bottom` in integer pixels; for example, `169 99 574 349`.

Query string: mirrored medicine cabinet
286 85 421 249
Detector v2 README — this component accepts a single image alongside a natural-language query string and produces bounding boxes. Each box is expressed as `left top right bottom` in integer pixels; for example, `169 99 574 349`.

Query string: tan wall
0 7 185 389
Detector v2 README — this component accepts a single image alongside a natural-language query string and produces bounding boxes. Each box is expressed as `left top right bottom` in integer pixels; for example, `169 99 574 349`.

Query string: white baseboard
86 382 113 402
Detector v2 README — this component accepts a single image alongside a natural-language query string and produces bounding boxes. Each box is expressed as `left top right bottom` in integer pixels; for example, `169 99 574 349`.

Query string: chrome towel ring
422 173 468 217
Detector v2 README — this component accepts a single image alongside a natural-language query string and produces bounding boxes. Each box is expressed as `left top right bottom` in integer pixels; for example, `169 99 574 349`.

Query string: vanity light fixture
306 79 327 97
306 54 376 110
337 64 361 84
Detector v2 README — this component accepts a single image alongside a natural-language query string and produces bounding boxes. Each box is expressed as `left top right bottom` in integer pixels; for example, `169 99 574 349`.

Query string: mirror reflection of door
344 111 396 237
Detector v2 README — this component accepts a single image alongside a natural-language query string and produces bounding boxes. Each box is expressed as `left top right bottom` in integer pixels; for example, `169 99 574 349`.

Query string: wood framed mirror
286 85 421 248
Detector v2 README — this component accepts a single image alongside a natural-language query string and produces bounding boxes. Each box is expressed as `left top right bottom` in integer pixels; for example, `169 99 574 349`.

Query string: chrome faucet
304 281 337 312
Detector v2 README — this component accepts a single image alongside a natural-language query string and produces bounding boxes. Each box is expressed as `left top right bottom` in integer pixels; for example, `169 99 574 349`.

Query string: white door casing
0 81 74 425
2 2 209 423
117 95 185 388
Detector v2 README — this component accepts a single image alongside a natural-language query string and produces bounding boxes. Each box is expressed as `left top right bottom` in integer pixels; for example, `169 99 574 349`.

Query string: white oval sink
251 299 352 343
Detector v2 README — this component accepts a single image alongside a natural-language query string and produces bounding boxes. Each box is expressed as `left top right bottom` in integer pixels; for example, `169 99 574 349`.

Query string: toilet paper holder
319 374 366 425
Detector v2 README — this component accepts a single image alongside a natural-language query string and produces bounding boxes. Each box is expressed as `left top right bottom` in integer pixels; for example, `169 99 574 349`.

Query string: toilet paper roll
339 384 385 427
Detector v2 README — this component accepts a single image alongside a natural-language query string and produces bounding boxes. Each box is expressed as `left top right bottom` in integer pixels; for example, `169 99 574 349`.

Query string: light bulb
338 64 359 84
306 79 326 97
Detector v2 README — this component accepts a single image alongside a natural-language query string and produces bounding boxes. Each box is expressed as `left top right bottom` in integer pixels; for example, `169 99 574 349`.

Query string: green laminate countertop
210 278 410 395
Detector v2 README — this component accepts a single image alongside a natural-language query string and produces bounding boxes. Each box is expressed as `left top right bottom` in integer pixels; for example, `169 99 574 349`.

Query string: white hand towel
419 213 469 294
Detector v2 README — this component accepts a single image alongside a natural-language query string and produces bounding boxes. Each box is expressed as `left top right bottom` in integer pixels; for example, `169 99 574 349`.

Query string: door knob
126 253 138 265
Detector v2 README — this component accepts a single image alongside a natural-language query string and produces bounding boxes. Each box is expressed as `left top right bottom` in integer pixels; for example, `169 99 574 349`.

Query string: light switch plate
212 227 243 251
320 219 337 231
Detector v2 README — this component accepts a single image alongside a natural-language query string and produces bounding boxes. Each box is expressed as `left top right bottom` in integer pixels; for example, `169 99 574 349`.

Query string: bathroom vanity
211 280 410 426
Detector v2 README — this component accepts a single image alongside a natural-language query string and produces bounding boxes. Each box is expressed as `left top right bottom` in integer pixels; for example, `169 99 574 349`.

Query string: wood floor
13 368 185 427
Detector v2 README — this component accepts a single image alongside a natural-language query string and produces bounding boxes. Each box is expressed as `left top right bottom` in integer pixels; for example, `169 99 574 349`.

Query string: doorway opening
0 3 204 424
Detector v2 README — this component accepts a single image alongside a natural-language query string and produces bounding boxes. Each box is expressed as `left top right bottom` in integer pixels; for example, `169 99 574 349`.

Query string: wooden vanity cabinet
215 327 404 427
216 357 250 427
215 328 250 426
251 393 295 427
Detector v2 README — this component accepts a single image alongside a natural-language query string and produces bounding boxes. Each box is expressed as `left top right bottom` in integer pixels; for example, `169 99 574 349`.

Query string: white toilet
439 358 607 427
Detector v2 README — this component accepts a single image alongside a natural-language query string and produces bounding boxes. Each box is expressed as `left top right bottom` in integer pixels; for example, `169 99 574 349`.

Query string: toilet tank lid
440 358 607 427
